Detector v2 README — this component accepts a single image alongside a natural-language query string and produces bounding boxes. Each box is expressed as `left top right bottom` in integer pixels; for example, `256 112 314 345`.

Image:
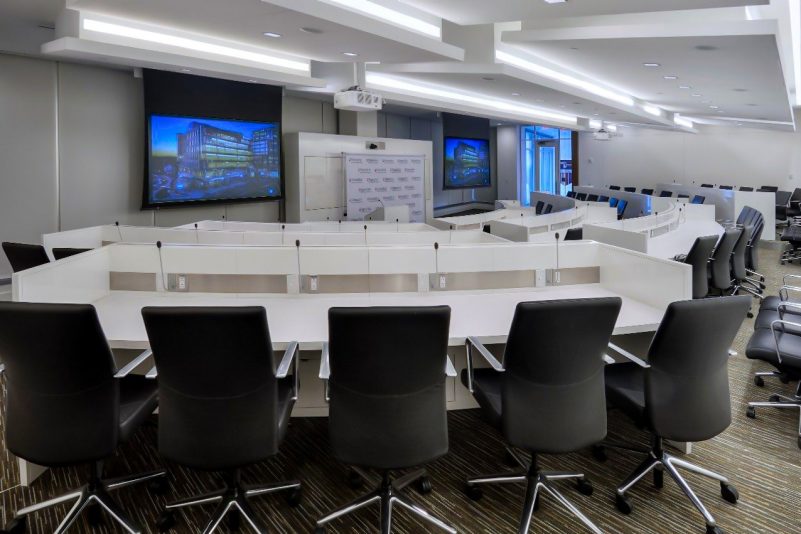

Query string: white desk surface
647 220 723 259
94 285 664 351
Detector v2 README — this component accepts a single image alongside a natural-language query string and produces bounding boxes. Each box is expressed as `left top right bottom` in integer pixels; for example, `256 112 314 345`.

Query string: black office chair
141 306 302 533
641 188 654 196
719 185 733 190
598 196 609 202
775 190 792 227
691 195 706 204
566 191 577 198
1 242 50 272
52 247 92 261
617 199 628 219
678 194 690 199
0 302 165 534
660 191 673 198
586 194 599 202
786 188 801 219
759 185 779 192
604 297 751 534
709 228 742 296
609 198 619 208
576 193 588 201
675 235 719 299
739 186 754 192
315 306 455 534
730 225 755 299
609 185 621 191
624 187 636 193
535 201 545 215
701 184 714 188
462 298 621 534
564 228 584 241
543 204 554 214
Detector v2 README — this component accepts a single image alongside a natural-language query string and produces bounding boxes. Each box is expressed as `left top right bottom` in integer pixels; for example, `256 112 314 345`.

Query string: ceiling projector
334 88 383 111
593 129 612 141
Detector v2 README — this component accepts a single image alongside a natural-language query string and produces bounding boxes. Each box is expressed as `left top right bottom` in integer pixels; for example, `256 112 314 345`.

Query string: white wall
0 53 340 280
580 118 801 192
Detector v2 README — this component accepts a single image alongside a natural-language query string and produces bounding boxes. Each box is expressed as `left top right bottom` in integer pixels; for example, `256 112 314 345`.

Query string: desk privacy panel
345 153 426 222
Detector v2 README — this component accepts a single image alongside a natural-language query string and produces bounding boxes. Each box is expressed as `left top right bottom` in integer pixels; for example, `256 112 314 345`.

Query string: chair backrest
501 298 621 453
660 191 673 197
543 204 553 214
617 199 628 217
609 185 621 190
684 235 719 299
52 248 92 261
776 191 792 206
327 306 451 470
609 198 619 207
710 228 742 290
645 297 750 442
624 187 636 192
564 228 583 241
790 188 801 203
691 195 705 204
759 185 779 192
1 242 49 273
535 200 544 215
586 194 599 202
576 193 587 201
641 188 654 195
731 224 751 281
746 219 764 270
0 302 119 466
700 184 713 188
142 306 284 470
719 185 733 190
566 191 576 198
739 186 754 191
598 196 609 202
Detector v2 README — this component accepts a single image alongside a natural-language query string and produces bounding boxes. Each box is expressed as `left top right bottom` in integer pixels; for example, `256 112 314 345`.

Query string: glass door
536 140 559 195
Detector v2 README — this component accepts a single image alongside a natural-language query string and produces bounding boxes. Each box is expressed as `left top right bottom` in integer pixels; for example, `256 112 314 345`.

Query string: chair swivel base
747 392 801 450
615 441 738 534
465 448 599 534
2 463 166 534
315 468 455 534
157 469 301 534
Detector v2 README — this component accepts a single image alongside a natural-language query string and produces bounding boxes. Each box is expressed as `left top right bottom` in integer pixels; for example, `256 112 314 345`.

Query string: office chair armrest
319 342 330 380
778 285 801 301
783 274 801 286
114 349 153 378
0 363 4 374
276 341 300 378
777 302 801 318
145 365 158 379
607 342 650 369
769 319 801 364
445 355 457 377
464 337 504 394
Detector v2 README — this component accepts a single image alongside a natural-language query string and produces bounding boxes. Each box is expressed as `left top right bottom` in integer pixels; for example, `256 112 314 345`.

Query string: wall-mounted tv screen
444 136 491 190
145 114 281 207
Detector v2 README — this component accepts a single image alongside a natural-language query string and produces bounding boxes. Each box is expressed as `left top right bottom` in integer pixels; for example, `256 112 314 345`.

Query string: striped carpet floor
1 246 801 533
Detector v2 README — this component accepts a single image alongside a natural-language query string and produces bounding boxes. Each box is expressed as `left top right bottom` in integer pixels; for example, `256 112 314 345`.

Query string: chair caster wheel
227 511 240 530
314 527 326 534
576 477 593 496
615 493 633 515
592 445 608 462
285 487 303 507
416 477 433 495
156 511 176 532
706 525 724 534
754 376 764 387
720 483 738 504
464 484 483 501
86 502 104 525
746 406 756 419
747 312 754 319
346 469 364 490
2 516 27 534
148 476 169 495
769 394 782 403
653 467 664 489
797 436 801 450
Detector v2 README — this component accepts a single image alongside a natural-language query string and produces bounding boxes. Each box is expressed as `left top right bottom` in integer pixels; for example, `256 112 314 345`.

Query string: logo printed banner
344 154 426 222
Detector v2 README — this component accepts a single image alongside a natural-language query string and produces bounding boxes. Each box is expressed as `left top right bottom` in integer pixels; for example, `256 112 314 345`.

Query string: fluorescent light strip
366 73 576 124
642 104 663 117
83 18 310 72
674 115 694 129
606 124 618 132
325 0 441 38
790 0 801 106
589 119 602 129
495 50 635 107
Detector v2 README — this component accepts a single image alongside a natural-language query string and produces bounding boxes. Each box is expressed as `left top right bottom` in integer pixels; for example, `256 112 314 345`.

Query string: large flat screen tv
444 136 491 190
144 114 282 208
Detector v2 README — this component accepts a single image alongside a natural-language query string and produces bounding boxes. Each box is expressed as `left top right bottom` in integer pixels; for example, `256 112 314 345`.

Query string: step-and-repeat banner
344 153 426 222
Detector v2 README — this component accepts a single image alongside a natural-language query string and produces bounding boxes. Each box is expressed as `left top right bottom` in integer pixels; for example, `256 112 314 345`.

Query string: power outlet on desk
439 275 447 289
309 275 319 292
167 273 189 292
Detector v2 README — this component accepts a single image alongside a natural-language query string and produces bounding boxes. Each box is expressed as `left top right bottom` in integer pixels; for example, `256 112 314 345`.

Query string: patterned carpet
1 246 801 533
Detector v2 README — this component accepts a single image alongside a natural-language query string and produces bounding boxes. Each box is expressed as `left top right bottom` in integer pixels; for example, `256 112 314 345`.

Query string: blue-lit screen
444 137 491 189
147 115 281 205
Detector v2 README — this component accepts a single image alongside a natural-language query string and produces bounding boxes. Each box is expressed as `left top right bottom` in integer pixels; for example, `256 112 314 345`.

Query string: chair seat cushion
746 328 801 371
604 363 647 428
760 296 801 314
755 310 801 335
460 368 502 429
118 375 159 442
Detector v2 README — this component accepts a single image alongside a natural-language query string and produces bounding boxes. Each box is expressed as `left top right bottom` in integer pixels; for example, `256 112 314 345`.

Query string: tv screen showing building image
145 114 281 207
444 137 491 189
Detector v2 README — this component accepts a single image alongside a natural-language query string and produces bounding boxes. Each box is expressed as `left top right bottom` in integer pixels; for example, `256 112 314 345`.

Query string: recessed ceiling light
733 88 748 92
180 68 191 72
643 63 661 68
678 85 691 90
709 105 719 109
691 93 702 97
511 92 521 96
544 0 568 4
342 52 358 57
300 27 323 34
663 75 678 80
263 32 281 38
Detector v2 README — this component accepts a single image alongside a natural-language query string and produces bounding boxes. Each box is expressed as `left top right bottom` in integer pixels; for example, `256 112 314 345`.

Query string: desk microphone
156 241 167 291
115 221 123 242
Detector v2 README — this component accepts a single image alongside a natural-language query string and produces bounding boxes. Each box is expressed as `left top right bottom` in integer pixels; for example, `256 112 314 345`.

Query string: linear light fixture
324 0 441 38
365 72 577 124
589 119 602 129
674 115 694 129
606 124 618 132
495 50 635 107
642 104 663 117
83 18 310 72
